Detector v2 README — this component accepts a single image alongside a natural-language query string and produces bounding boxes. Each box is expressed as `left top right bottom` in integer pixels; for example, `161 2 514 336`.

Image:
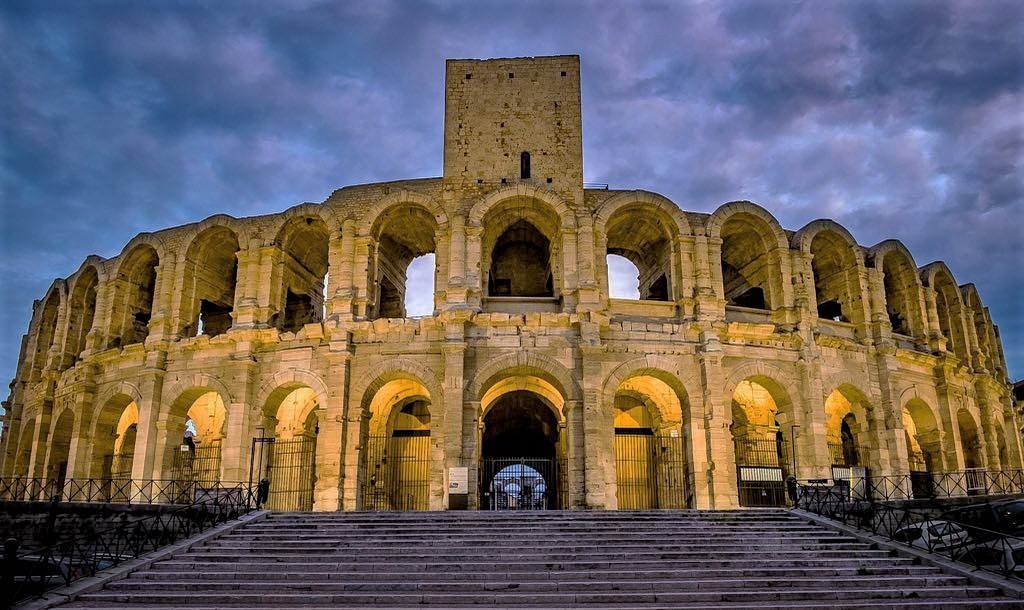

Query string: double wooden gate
249 436 317 511
614 429 688 509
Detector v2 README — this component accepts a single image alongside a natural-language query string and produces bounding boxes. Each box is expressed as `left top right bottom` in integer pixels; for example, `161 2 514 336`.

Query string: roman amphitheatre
1 54 1017 516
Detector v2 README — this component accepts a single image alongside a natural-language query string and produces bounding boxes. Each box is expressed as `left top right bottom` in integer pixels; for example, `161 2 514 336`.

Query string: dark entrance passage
480 391 565 509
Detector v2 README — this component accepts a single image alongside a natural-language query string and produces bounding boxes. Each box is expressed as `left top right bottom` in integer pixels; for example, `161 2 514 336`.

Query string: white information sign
448 466 469 495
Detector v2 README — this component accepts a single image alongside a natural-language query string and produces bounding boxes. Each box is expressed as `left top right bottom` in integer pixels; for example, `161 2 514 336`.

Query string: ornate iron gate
481 457 566 510
358 431 431 510
735 436 790 507
249 436 317 511
614 429 688 509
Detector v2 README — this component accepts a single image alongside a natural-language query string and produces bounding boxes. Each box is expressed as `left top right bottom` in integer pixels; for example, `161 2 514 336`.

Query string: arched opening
720 215 780 310
165 390 226 484
956 409 984 470
809 231 858 323
45 409 75 490
31 291 60 379
488 220 553 297
903 398 941 498
520 151 531 180
824 387 875 473
91 397 138 484
730 377 793 506
604 207 674 301
933 272 969 360
370 205 438 319
66 267 98 362
612 375 688 509
274 217 330 333
965 290 995 370
181 227 239 338
13 419 37 477
259 386 320 511
881 251 920 338
358 378 432 510
114 245 159 347
481 390 562 509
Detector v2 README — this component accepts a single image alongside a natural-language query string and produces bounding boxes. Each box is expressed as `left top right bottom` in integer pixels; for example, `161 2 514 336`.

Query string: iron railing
481 457 567 510
614 429 688 509
834 468 1024 502
1 482 256 607
0 477 234 506
796 483 1024 581
358 433 430 511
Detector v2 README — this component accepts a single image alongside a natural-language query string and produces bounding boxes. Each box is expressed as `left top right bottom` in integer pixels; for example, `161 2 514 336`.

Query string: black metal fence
735 437 791 507
249 436 317 512
358 432 430 511
796 483 1024 582
1 482 255 608
835 468 1024 503
0 477 229 506
169 441 222 483
614 429 688 509
481 457 566 510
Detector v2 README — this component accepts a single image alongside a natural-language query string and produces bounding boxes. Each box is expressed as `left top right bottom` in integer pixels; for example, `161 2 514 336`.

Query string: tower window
508 72 514 78
465 73 472 80
520 151 531 180
561 71 567 76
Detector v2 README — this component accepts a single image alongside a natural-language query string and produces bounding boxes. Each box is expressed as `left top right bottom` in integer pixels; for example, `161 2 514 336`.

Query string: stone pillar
327 220 356 320
935 377 965 472
65 382 98 480
697 347 737 509
441 334 466 510
315 349 349 511
26 412 52 480
464 225 483 307
446 215 468 306
580 344 607 508
131 367 167 482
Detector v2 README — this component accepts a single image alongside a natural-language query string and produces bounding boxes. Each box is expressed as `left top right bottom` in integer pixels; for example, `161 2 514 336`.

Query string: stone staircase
61 510 1020 609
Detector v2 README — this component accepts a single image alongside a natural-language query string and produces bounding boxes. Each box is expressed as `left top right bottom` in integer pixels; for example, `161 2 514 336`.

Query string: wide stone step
57 602 1024 610
133 565 944 582
69 586 1005 606
106 575 969 593
198 541 873 554
154 556 920 572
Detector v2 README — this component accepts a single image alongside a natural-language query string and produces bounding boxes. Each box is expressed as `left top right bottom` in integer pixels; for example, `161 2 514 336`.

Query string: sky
1 0 1022 397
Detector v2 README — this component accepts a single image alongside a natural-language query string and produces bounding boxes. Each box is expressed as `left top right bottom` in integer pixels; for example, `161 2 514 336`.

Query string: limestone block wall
0 179 1018 511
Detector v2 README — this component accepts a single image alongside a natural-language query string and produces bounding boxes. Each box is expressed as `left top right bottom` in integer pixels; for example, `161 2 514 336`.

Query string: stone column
131 367 167 482
440 337 465 510
314 348 348 511
580 344 608 509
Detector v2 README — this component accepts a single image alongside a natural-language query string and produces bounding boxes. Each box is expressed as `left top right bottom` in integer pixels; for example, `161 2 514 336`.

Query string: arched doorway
255 386 321 512
358 377 433 511
903 398 941 498
168 391 226 485
480 391 563 510
45 409 75 495
730 377 794 507
611 374 688 509
956 408 986 495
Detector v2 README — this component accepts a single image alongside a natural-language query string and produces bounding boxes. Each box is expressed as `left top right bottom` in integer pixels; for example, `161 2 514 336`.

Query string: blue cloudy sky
1 0 1022 392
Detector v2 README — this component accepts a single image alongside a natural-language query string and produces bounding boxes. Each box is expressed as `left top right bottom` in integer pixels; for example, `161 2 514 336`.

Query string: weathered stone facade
1 55 1018 511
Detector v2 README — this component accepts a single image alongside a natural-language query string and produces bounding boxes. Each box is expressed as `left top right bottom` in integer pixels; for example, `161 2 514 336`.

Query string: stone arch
794 220 866 325
956 407 984 469
361 194 444 319
29 280 66 380
256 369 331 418
64 262 101 363
159 375 232 481
468 351 579 405
271 213 332 332
595 190 692 236
177 223 242 338
961 284 998 370
597 192 689 302
601 355 698 421
13 416 38 477
44 406 76 482
901 395 942 473
823 383 876 469
707 201 791 310
358 190 449 236
725 362 798 477
921 261 970 360
90 382 144 479
110 243 160 348
468 184 576 229
868 240 926 338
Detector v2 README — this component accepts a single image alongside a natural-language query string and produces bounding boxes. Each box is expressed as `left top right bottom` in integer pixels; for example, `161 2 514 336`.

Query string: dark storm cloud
1 0 1021 388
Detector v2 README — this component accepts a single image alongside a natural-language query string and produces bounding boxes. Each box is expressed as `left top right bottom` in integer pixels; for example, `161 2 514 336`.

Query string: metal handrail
834 468 1024 502
0 477 239 505
1 482 256 607
796 483 1024 581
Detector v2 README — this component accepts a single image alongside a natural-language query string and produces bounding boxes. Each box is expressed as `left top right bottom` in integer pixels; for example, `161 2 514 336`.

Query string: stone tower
442 55 583 205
